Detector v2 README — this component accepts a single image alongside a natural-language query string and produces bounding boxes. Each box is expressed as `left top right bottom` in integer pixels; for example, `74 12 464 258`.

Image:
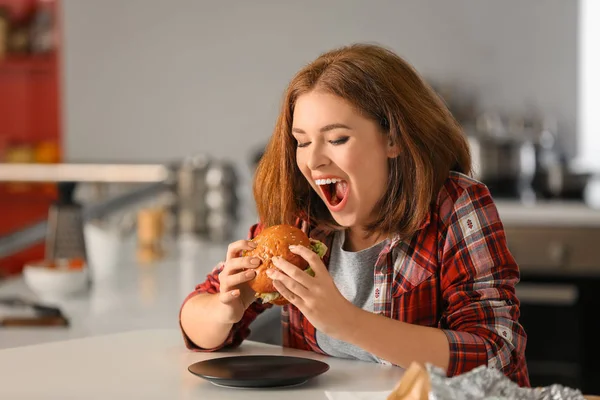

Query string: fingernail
272 256 280 263
245 270 256 279
248 241 257 248
250 258 260 265
266 269 274 277
231 290 240 297
289 245 297 250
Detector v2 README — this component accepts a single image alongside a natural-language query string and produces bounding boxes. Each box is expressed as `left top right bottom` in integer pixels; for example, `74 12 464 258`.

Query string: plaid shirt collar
305 211 432 269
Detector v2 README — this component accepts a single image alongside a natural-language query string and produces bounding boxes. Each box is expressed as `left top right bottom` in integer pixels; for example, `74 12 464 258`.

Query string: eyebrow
292 123 352 134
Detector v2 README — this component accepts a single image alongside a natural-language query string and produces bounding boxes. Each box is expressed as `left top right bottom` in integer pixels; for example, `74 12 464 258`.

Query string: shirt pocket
390 244 435 298
391 255 439 326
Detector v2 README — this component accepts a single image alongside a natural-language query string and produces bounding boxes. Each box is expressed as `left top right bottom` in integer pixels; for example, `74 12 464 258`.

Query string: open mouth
315 178 349 209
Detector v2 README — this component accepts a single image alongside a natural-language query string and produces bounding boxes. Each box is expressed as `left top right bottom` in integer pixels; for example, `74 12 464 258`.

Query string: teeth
315 178 343 186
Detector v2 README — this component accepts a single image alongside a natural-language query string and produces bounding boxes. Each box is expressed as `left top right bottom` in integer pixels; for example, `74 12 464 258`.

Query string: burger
245 224 328 305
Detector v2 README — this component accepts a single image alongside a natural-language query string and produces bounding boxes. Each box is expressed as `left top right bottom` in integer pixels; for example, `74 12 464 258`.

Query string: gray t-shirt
316 230 387 362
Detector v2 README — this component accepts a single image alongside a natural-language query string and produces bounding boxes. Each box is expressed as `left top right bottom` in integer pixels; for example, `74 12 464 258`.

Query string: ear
387 138 401 158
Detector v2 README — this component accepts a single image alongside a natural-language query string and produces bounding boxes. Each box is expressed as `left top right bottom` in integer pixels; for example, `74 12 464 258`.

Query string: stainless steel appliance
506 225 600 393
468 134 536 200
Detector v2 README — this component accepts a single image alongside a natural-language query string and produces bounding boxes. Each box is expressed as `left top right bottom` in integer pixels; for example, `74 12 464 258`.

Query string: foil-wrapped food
387 362 592 400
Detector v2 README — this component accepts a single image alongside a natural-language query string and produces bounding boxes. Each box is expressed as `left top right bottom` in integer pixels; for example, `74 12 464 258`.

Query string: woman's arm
337 308 450 370
269 246 449 370
436 184 529 386
179 262 272 351
180 292 237 350
179 224 272 351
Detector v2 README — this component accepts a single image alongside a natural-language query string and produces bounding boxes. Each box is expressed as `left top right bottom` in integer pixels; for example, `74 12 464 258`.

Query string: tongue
335 181 347 200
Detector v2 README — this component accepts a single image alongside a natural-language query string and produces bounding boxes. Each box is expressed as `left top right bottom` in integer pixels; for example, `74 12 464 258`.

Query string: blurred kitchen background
1 0 600 393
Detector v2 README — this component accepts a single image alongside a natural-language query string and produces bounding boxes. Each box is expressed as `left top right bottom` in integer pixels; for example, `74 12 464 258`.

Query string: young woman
179 43 530 387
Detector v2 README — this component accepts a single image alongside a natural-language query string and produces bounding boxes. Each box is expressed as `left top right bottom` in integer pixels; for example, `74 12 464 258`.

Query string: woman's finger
218 289 241 305
220 267 257 292
219 257 260 293
271 256 312 287
273 280 304 307
226 240 258 262
288 245 325 274
267 268 309 299
224 269 256 289
223 256 261 273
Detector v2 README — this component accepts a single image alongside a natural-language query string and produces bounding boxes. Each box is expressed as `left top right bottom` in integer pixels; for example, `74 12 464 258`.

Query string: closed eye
330 137 349 145
296 136 349 148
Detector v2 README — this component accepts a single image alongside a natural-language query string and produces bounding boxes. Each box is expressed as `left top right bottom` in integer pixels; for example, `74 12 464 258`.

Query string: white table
0 329 404 400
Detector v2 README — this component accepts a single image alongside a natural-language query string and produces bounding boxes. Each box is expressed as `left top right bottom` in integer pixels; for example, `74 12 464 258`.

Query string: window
577 0 600 170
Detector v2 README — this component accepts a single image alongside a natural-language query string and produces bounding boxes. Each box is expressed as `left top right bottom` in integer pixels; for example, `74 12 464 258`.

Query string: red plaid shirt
179 172 530 387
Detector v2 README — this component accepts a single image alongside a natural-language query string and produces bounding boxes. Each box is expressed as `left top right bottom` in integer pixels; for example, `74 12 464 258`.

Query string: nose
306 142 330 170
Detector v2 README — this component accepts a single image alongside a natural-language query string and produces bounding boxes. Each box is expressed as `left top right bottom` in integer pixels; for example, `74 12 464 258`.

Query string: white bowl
23 261 89 299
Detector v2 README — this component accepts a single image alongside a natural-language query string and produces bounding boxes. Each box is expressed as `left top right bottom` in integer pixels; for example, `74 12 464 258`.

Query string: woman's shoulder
435 171 500 225
440 171 491 200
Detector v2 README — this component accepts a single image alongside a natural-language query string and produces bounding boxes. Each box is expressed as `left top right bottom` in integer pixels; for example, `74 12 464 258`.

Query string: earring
380 117 390 130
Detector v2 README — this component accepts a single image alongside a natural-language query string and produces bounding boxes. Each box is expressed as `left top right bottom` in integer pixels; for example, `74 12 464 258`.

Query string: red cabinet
0 0 61 276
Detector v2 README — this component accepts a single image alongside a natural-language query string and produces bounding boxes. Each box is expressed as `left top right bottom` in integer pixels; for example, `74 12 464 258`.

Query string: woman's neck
343 227 386 252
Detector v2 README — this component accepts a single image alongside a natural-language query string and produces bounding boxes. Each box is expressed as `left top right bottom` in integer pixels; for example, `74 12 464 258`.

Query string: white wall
62 0 579 168
577 0 600 171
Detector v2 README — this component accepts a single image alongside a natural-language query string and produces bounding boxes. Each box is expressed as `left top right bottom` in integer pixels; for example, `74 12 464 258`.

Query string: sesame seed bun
246 224 326 305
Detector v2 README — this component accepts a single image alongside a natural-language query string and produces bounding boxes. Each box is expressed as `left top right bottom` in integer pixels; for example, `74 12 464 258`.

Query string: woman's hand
216 240 261 324
267 244 355 338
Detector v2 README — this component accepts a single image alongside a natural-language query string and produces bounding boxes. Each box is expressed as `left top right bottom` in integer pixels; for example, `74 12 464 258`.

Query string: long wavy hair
253 43 471 239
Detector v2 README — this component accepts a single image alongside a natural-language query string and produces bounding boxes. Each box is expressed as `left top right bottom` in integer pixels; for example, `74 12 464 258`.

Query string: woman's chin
329 212 356 229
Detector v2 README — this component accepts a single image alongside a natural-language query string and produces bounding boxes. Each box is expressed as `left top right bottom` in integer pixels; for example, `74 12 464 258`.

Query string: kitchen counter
494 201 600 276
0 329 406 399
495 200 600 227
0 235 229 349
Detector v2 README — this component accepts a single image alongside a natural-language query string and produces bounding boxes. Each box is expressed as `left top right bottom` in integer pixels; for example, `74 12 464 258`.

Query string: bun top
247 224 310 272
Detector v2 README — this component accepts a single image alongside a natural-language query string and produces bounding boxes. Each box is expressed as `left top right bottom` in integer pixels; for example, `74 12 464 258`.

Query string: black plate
188 355 330 388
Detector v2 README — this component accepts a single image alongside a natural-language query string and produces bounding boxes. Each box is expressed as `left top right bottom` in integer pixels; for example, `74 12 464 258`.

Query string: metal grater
45 182 87 261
